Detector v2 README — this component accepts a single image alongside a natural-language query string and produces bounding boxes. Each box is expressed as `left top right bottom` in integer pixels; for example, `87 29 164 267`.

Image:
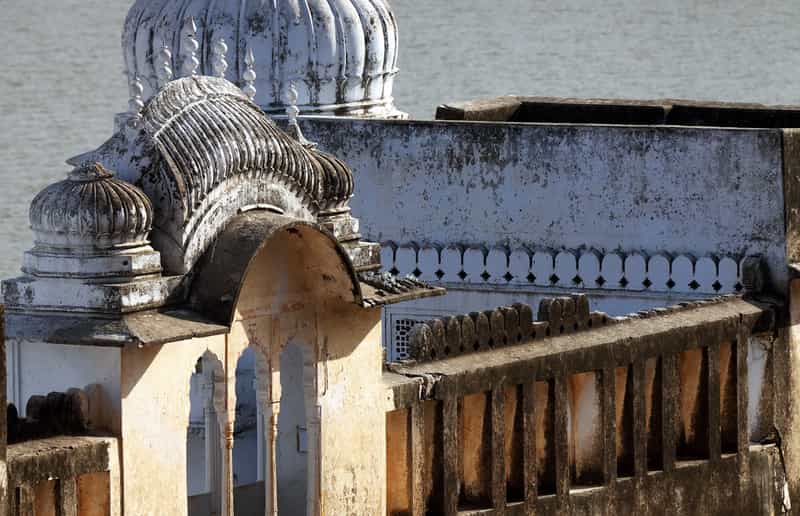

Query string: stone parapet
383 295 782 515
7 436 118 516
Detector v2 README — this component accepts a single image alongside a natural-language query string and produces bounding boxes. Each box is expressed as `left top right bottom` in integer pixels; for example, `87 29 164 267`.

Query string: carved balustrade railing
384 294 780 515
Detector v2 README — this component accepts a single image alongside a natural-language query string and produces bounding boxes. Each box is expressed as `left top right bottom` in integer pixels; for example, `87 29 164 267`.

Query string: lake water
2 0 800 278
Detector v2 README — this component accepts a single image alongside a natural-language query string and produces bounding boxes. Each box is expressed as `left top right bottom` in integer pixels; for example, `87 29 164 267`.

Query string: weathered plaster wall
119 334 226 516
316 302 385 515
304 120 785 284
304 118 788 358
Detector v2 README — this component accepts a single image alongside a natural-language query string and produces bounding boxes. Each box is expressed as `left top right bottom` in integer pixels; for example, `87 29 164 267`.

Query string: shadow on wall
277 342 308 514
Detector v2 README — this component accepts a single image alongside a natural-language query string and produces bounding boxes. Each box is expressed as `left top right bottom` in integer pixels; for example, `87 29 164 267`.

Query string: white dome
123 0 404 118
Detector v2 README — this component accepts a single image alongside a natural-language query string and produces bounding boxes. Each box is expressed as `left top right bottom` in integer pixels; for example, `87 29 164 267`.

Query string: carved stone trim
382 242 752 295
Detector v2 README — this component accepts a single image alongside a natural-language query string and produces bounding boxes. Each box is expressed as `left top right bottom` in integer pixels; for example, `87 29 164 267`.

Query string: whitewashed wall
302 118 788 354
304 119 785 277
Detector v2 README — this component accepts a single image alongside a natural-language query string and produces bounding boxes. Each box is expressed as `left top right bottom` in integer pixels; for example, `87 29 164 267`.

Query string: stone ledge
8 436 115 487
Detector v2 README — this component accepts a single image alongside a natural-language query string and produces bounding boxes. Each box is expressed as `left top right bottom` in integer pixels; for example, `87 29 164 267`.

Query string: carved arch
137 76 354 274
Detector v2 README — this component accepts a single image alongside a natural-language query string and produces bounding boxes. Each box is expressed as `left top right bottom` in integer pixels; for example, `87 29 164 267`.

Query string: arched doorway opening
187 351 225 516
190 211 379 515
232 347 260 514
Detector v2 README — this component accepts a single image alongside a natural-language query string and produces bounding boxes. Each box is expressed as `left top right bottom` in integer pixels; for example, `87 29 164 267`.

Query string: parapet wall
302 118 788 290
382 295 783 515
8 436 118 516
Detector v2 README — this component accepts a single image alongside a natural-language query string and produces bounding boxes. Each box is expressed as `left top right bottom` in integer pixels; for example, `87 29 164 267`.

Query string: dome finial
242 46 257 101
285 82 299 124
181 17 200 77
128 75 145 126
155 40 174 87
211 37 228 79
285 81 315 149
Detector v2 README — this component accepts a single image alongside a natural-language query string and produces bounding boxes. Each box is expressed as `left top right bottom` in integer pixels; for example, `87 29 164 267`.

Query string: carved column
203 372 222 515
268 405 280 516
220 418 235 516
256 383 277 515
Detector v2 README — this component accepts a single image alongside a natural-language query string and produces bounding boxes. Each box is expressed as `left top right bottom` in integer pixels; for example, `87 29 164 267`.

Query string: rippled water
1 0 800 278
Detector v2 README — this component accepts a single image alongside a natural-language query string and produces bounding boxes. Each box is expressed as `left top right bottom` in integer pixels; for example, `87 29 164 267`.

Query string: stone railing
7 387 118 516
384 295 783 515
8 436 118 516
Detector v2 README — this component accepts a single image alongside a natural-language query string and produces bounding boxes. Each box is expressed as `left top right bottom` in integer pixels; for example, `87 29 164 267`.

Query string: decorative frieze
382 243 751 295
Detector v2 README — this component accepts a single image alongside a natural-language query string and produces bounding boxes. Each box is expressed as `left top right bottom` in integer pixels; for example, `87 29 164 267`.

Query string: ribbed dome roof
123 0 403 118
30 163 154 251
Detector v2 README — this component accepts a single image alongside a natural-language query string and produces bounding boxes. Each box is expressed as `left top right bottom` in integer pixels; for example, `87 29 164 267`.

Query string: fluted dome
30 163 154 251
122 0 404 118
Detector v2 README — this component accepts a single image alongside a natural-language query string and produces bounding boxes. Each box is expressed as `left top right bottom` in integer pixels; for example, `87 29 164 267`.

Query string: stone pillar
203 381 221 515
220 419 235 516
268 405 279 516
256 384 277 515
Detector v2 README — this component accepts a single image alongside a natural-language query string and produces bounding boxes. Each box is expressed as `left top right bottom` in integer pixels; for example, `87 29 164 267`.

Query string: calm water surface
1 0 800 278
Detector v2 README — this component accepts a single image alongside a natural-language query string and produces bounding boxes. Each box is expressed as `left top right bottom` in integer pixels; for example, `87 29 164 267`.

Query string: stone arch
188 207 381 514
189 210 363 327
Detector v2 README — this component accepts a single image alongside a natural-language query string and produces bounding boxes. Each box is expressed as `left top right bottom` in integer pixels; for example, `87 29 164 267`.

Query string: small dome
30 163 154 251
123 0 403 118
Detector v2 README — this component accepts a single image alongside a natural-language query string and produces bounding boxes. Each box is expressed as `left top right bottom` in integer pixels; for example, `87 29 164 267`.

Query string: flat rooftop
437 95 800 128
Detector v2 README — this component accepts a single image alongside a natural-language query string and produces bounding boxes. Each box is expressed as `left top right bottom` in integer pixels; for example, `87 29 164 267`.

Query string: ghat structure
2 1 800 516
